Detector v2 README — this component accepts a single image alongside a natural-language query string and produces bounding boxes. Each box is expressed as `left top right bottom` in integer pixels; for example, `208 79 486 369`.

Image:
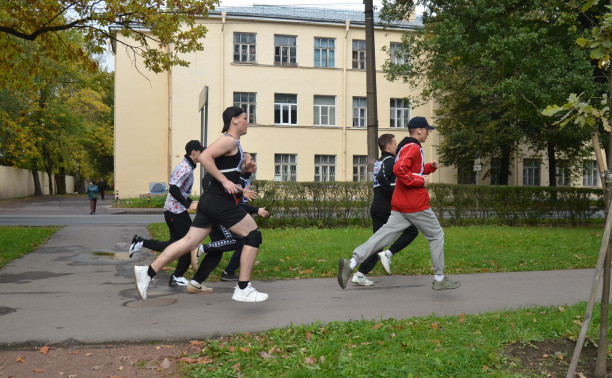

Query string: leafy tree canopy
0 0 219 88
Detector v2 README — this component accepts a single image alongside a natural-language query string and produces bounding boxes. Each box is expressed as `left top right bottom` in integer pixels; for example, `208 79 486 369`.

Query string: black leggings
142 210 193 277
357 209 419 275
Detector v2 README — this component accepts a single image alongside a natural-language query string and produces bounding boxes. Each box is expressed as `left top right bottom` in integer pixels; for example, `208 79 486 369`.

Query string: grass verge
146 224 603 281
180 302 609 377
0 226 60 268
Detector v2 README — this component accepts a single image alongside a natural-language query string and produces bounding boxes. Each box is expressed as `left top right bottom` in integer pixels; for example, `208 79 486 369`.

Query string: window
275 35 297 66
314 155 336 182
353 97 367 127
390 98 410 128
390 42 407 65
313 95 336 126
274 94 298 125
555 160 571 187
583 160 599 187
523 159 540 186
233 32 256 63
315 37 335 68
352 40 366 69
275 154 297 182
233 92 257 124
353 155 367 182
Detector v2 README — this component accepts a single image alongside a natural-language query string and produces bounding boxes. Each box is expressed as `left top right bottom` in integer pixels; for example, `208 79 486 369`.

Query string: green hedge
118 181 604 227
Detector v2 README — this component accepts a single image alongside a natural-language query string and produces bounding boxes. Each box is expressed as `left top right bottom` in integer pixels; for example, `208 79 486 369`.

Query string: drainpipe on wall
220 12 226 117
168 43 173 178
343 20 350 181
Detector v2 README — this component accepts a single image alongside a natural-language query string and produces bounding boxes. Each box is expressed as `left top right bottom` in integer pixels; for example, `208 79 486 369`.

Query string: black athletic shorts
192 193 248 229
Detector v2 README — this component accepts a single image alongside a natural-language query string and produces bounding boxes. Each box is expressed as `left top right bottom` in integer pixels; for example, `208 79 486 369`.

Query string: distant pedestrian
97 177 107 200
87 181 99 215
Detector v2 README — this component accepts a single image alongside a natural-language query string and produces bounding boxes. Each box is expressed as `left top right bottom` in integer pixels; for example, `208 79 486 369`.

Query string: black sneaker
128 235 144 258
168 274 188 286
221 271 238 282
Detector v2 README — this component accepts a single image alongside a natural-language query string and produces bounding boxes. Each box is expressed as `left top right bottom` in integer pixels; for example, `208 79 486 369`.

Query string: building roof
210 5 421 30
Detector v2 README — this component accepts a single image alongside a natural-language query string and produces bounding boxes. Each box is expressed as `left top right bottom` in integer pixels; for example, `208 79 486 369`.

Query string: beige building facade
113 5 600 199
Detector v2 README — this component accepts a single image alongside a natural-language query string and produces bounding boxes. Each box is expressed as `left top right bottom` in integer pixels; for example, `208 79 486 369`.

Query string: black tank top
202 134 245 195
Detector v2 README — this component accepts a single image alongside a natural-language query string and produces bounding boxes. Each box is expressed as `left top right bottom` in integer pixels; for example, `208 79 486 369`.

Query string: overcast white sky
218 0 385 9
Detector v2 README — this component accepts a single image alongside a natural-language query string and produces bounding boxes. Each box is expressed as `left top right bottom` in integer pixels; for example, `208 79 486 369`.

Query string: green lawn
0 226 59 268
147 224 603 281
181 302 608 377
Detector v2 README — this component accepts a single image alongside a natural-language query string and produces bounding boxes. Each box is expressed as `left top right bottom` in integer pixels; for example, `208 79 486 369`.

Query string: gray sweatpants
352 208 445 276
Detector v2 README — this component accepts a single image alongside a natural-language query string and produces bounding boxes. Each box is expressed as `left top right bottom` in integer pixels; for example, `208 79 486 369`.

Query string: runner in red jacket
338 116 461 291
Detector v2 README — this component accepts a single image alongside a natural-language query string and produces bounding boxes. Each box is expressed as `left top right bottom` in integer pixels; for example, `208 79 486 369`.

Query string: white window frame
275 35 297 66
555 160 571 187
233 92 257 124
583 160 599 187
352 39 366 69
233 32 257 63
274 94 298 125
314 37 335 68
353 155 368 182
390 98 411 128
390 42 408 65
274 154 297 182
313 95 336 126
522 159 541 186
314 155 336 182
353 97 367 127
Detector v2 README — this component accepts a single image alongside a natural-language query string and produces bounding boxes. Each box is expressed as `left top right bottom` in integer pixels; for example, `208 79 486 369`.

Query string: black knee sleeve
244 229 262 248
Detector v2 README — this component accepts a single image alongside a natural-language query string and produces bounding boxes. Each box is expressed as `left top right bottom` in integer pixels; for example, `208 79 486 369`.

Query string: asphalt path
0 195 604 346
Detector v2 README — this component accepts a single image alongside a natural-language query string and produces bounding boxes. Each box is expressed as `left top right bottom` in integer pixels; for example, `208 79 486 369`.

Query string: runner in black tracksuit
352 134 419 286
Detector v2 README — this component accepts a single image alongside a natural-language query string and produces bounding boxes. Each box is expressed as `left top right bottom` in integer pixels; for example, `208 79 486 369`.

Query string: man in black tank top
133 106 268 303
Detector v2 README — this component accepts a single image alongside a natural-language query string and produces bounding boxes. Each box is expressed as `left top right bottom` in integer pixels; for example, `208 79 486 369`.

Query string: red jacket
391 137 436 213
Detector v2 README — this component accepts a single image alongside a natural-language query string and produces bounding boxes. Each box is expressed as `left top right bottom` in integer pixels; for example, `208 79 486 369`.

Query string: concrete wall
0 165 79 200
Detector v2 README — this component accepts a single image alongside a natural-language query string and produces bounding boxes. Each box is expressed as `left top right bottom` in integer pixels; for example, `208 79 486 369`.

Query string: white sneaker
133 266 151 300
232 283 268 302
378 250 392 275
351 273 374 286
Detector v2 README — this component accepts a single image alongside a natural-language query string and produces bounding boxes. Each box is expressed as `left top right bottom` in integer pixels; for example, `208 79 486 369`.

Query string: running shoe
187 281 213 294
221 271 238 282
133 265 151 300
351 272 374 286
168 274 188 286
128 235 144 258
232 283 268 302
378 250 392 275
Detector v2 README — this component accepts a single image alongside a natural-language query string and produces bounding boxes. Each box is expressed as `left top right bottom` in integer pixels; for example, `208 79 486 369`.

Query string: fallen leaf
16 357 25 363
304 356 315 365
232 362 241 371
306 332 312 341
180 357 198 364
189 340 203 346
198 357 213 364
91 365 101 370
159 358 171 370
40 346 49 355
574 319 583 326
320 356 325 363
558 306 565 312
373 323 383 329
32 368 44 373
260 352 272 360
458 314 465 323
240 347 250 353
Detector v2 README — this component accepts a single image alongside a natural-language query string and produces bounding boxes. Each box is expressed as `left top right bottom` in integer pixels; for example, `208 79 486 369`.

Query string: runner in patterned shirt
128 140 204 287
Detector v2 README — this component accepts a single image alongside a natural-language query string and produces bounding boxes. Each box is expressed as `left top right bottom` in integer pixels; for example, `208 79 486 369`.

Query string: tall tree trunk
30 159 42 196
55 156 66 194
498 144 511 185
41 144 53 195
594 55 612 377
547 142 556 187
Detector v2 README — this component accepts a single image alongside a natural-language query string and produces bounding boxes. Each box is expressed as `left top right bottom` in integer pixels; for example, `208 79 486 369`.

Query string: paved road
0 195 604 346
